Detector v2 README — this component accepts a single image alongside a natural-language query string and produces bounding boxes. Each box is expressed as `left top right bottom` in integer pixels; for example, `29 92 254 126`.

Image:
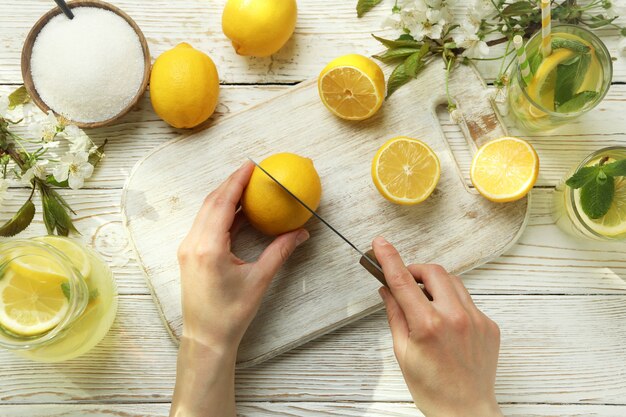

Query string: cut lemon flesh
578 175 626 237
471 136 539 203
372 137 441 205
318 54 385 121
0 269 69 336
34 236 91 279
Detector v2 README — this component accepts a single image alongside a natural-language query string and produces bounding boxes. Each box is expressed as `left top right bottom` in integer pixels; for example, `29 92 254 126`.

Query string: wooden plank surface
123 62 530 366
2 403 626 417
0 295 625 403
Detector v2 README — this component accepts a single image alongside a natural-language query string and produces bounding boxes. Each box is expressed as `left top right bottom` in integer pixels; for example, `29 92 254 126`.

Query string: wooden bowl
21 0 151 129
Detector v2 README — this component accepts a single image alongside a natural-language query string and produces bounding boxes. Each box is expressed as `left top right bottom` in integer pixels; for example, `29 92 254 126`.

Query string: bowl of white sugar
21 0 151 128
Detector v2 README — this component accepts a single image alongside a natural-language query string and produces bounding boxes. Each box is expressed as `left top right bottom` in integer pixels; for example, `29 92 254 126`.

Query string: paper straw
541 0 552 57
513 35 533 85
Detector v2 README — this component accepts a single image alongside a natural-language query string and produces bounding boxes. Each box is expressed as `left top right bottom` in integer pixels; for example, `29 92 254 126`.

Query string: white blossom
453 23 490 58
0 95 25 121
0 179 8 209
52 152 94 190
383 0 453 41
21 160 49 185
29 110 61 143
63 125 92 153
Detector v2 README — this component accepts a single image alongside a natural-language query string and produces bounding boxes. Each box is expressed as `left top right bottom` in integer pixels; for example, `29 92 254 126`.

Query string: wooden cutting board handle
360 250 387 287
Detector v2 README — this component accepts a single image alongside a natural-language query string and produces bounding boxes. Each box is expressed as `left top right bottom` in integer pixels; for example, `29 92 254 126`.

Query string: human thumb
254 229 309 287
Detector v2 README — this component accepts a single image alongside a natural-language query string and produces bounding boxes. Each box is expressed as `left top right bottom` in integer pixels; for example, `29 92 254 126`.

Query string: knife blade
247 157 387 287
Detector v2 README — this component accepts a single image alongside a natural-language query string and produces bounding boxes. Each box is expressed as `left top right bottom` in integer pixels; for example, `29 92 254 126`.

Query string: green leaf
529 53 543 75
603 159 626 177
556 90 598 113
554 52 591 107
357 0 382 17
501 1 534 17
372 34 420 49
566 165 600 189
580 174 614 219
373 47 422 63
0 199 35 237
89 288 99 302
386 62 411 99
8 86 30 110
41 187 78 236
585 14 618 29
61 282 70 301
405 51 424 78
551 38 590 54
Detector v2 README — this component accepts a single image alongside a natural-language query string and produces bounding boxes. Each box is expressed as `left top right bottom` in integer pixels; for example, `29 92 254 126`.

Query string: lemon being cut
0 270 69 337
470 136 539 203
222 0 297 57
34 236 91 279
150 43 219 129
318 54 385 121
372 137 441 205
242 153 322 236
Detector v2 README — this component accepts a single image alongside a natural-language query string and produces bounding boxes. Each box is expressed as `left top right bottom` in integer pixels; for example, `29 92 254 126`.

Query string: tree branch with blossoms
0 86 106 237
357 0 625 107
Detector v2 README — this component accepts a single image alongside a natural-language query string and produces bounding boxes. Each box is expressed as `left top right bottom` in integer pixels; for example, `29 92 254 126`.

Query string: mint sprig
566 157 626 219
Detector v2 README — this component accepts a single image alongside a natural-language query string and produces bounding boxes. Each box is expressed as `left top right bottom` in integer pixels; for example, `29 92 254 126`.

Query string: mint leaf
556 90 598 113
602 159 626 177
89 288 99 302
529 54 543 75
8 86 30 110
551 38 590 54
357 0 382 17
566 165 600 189
372 34 420 49
61 282 71 301
373 47 422 63
580 174 614 219
555 52 591 107
0 200 35 237
386 62 410 98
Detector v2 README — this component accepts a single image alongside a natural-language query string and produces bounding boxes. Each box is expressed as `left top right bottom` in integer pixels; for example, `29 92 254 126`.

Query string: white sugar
30 7 145 123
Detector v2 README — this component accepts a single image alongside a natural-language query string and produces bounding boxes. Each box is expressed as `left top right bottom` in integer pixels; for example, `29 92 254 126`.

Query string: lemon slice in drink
318 54 385 121
0 270 69 336
372 137 441 205
34 236 91 279
470 136 539 203
578 176 626 237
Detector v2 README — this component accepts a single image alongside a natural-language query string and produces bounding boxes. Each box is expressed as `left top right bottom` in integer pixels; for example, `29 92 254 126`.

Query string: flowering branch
0 86 106 237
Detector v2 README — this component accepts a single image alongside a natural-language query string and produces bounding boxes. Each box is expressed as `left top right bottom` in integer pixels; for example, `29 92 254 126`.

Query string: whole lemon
222 0 297 57
242 153 322 236
150 43 219 128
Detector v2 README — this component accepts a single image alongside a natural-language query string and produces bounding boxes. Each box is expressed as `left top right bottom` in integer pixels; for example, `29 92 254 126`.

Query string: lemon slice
9 249 67 282
577 176 626 237
470 136 539 203
0 269 69 336
318 54 385 121
372 137 441 205
34 236 91 279
526 48 575 116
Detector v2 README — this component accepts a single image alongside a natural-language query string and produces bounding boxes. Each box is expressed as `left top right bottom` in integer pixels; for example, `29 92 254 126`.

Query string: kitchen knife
247 157 388 287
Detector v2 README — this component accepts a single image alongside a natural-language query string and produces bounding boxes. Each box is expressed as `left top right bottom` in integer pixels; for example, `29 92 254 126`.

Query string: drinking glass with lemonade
508 24 612 131
0 237 117 362
553 147 626 241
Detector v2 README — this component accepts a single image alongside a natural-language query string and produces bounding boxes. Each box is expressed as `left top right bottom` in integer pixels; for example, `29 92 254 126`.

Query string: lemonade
508 25 612 131
0 237 117 362
553 147 626 241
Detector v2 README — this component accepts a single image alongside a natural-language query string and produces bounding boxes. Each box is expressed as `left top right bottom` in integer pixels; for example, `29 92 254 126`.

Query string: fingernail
373 236 388 247
295 230 310 246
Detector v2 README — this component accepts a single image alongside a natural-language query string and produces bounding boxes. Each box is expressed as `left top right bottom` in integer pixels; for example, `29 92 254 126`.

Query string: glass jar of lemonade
508 24 612 131
0 236 117 362
553 147 626 241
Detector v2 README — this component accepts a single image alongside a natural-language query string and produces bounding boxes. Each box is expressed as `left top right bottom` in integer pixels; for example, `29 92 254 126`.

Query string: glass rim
514 24 613 118
0 239 89 350
567 146 626 241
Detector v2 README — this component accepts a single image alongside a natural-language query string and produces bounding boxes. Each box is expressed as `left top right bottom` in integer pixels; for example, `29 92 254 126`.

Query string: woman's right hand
372 237 503 417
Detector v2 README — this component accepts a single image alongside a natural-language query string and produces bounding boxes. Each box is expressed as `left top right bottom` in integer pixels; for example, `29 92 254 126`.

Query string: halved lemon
0 269 69 336
34 236 91 279
470 136 539 203
372 137 441 205
578 172 626 237
318 54 385 121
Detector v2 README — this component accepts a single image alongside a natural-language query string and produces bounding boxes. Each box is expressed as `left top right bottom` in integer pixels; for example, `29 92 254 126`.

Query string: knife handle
359 250 388 287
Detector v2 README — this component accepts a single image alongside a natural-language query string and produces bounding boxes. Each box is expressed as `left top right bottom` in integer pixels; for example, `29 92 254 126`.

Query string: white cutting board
122 63 529 367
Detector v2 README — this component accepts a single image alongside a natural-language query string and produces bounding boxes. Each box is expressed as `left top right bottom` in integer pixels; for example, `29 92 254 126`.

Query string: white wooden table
1 1 625 416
